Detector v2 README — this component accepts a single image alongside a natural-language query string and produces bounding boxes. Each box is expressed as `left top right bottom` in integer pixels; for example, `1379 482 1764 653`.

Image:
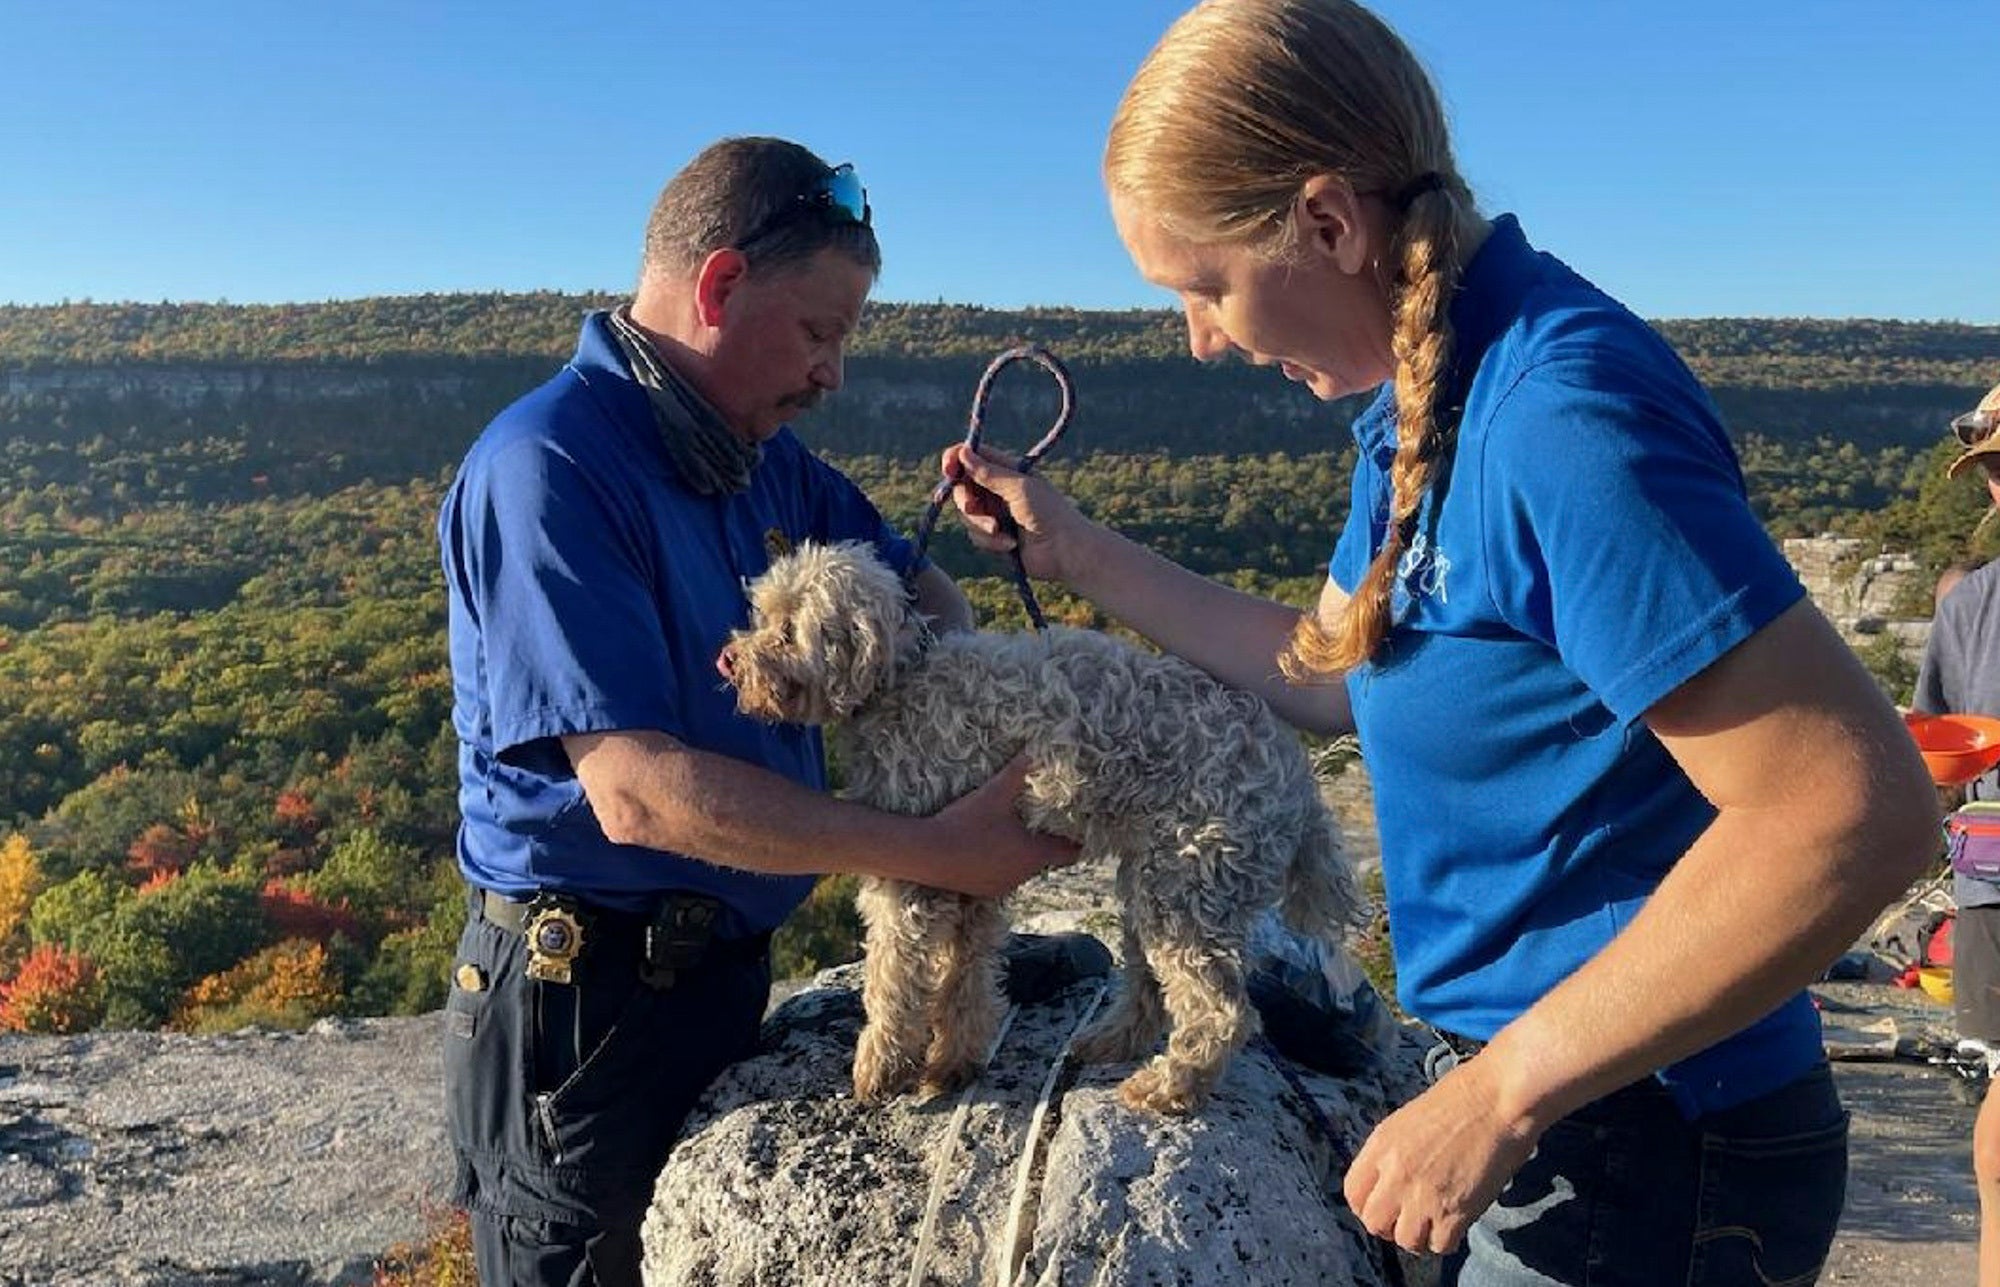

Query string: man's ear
692 248 751 328
1295 175 1371 276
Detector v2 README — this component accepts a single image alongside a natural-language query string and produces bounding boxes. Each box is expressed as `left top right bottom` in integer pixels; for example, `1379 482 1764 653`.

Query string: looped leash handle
964 344 1075 477
909 345 1076 630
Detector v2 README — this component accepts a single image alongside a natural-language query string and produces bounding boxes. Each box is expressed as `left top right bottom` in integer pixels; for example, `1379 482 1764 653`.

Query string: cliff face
0 355 1337 478
1783 535 1932 668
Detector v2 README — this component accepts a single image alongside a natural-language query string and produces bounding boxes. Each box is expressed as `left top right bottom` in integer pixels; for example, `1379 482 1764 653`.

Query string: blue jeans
1450 1062 1848 1286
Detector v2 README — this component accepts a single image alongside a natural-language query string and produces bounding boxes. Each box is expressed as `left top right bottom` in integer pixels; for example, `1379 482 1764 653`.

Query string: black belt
1434 1029 1487 1060
479 889 771 975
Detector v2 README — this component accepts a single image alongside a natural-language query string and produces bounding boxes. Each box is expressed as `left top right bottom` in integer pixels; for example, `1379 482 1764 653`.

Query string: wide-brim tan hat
1946 380 2000 479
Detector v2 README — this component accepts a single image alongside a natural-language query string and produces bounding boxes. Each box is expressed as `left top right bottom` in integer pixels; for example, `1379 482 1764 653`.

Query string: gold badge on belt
524 898 586 984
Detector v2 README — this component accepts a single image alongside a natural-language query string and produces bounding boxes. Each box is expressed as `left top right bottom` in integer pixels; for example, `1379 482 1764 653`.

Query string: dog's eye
781 621 797 649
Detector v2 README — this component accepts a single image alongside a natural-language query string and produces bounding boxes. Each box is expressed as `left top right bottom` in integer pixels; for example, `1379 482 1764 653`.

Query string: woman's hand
1342 1055 1541 1254
941 443 1093 584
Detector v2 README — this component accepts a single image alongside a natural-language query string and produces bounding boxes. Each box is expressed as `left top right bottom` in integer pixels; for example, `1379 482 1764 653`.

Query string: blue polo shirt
439 311 922 934
1331 216 1821 1117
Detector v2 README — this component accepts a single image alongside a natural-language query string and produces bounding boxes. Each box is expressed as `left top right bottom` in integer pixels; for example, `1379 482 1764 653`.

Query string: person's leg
1456 1065 1845 1286
1956 904 2000 1285
446 903 769 1287
1976 1073 2000 1287
470 1213 642 1287
1685 1063 1848 1287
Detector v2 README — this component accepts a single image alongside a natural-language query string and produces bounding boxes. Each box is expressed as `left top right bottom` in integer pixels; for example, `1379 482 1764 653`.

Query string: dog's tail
1279 807 1362 939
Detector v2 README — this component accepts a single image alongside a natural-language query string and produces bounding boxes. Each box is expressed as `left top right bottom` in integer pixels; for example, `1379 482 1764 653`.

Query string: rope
999 978 1109 1286
909 345 1076 630
907 1003 1021 1287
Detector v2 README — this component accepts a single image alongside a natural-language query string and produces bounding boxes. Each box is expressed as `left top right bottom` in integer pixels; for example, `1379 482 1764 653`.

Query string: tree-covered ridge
4 297 1996 392
4 421 1998 1035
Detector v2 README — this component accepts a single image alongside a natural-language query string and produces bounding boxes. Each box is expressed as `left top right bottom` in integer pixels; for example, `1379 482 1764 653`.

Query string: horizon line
3 293 1998 329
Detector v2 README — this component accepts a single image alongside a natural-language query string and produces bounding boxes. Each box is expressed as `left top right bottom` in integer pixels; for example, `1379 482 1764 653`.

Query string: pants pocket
1689 1073 1848 1287
444 919 540 1181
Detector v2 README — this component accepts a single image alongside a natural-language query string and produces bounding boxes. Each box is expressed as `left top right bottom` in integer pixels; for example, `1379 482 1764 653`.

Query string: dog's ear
817 545 908 718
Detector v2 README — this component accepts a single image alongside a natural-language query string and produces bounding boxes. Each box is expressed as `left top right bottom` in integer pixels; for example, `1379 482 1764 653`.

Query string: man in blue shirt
437 136 1073 1287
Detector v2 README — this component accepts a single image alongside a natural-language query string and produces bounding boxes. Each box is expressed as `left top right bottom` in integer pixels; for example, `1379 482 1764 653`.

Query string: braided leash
909 344 1076 630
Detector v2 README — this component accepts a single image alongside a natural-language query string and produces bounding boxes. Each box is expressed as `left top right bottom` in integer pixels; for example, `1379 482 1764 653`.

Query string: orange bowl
1906 712 2000 786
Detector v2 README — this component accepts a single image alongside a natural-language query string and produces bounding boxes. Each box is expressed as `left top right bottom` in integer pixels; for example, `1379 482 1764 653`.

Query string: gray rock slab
643 964 1436 1287
0 1016 450 1287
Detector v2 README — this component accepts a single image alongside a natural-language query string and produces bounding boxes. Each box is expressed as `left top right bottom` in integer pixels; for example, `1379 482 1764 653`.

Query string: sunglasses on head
1954 408 2000 447
734 163 871 250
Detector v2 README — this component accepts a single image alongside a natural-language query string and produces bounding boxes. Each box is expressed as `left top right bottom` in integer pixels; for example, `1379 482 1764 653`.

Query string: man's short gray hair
640 137 881 281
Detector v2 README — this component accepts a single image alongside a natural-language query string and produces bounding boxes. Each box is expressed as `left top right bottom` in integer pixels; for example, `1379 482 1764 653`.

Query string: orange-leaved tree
172 938 344 1034
0 942 106 1033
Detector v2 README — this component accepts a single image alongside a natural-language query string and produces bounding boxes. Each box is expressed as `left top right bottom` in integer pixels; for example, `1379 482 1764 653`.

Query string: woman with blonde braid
943 1 1937 1281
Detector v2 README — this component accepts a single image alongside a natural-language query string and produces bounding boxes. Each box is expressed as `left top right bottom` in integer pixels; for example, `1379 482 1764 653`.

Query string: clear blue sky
4 0 1995 321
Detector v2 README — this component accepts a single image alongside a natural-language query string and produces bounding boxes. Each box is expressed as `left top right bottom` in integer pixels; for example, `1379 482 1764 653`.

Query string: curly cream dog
722 540 1357 1114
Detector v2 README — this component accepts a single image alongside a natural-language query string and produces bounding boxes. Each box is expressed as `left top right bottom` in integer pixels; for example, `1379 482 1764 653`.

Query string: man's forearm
567 729 933 881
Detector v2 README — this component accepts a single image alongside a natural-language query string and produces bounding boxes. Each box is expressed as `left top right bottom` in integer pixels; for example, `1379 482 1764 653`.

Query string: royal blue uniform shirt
440 311 922 934
1331 216 1821 1116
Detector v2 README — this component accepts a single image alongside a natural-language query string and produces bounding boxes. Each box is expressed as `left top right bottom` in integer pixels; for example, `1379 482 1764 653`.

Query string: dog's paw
853 1062 917 1105
1116 1058 1208 1115
1070 1013 1159 1065
852 1036 921 1105
915 1059 979 1101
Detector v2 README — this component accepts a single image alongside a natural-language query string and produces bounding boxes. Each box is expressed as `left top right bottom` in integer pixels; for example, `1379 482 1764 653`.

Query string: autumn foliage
172 938 344 1033
0 833 44 971
261 879 364 945
0 942 106 1033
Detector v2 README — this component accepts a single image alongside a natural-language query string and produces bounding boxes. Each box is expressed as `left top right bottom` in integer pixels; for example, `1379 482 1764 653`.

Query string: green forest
0 296 1996 1036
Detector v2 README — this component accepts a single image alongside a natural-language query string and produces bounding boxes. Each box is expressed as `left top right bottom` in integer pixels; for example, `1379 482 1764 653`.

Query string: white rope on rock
1000 978 1110 1287
907 1003 1021 1287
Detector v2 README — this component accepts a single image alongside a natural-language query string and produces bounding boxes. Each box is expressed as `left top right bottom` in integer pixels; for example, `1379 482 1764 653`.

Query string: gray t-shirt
1913 558 2000 906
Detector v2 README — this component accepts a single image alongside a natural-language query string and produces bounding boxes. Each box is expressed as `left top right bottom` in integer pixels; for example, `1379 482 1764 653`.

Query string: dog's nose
716 645 736 682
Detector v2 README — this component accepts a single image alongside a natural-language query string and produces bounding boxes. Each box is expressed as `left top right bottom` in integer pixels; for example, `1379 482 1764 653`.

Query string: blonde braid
1280 185 1463 679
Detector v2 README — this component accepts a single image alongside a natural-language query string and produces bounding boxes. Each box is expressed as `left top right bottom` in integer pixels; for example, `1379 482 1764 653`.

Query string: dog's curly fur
724 541 1358 1114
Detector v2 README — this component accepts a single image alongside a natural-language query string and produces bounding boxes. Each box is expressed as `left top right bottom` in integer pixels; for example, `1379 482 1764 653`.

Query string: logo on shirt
1396 531 1452 607
763 528 792 561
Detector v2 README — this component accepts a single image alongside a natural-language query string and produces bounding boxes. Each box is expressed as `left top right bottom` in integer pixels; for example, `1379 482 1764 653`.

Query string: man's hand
921 753 1079 898
1341 1055 1541 1254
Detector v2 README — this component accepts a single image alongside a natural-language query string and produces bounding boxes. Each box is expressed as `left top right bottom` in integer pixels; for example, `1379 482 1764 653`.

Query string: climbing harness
908 345 1076 630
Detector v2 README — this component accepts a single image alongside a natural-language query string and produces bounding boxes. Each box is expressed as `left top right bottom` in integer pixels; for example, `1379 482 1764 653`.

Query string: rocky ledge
643 963 1435 1287
0 1016 450 1287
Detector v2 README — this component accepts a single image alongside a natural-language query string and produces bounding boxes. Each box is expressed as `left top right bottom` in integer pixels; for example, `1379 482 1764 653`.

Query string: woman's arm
945 444 1354 735
1343 598 1939 1252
